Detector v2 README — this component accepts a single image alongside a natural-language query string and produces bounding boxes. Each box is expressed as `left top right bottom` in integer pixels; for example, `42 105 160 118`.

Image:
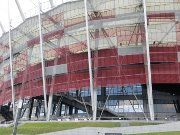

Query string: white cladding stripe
45 64 67 76
177 52 180 62
118 46 143 56
146 0 180 12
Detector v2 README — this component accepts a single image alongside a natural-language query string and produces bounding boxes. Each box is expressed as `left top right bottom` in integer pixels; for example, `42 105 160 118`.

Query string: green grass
17 122 122 134
0 128 12 135
0 122 121 135
0 122 160 135
135 131 180 135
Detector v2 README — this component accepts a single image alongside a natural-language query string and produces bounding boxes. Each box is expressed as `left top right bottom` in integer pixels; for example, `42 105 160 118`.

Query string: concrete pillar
143 100 149 114
7 102 11 110
75 108 78 114
174 99 180 113
101 87 106 107
74 90 79 114
177 99 180 113
142 87 149 113
76 90 79 100
52 103 56 115
55 99 62 117
59 103 62 116
64 105 68 116
69 106 73 115
27 98 34 120
35 100 42 118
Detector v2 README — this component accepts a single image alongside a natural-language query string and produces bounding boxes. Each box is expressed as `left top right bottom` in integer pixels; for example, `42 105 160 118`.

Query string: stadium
0 0 180 123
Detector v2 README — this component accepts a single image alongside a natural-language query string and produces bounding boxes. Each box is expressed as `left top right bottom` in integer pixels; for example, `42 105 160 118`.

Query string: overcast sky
0 0 74 36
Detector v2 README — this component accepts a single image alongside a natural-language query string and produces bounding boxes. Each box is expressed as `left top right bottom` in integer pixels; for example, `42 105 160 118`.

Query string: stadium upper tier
0 0 180 105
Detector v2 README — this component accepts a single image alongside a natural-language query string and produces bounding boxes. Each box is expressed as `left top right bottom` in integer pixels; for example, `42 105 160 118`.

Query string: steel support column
15 0 25 21
47 94 53 121
38 1 48 120
13 99 23 135
84 0 97 120
8 0 15 119
143 0 154 121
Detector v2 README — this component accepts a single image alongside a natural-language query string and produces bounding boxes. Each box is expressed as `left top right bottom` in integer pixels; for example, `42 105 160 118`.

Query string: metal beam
38 1 48 120
143 0 154 121
15 0 25 21
84 0 97 120
55 97 63 117
0 22 5 33
49 0 55 8
8 0 15 119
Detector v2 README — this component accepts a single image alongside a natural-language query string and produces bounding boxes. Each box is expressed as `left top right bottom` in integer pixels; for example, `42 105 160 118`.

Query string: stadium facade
0 0 180 121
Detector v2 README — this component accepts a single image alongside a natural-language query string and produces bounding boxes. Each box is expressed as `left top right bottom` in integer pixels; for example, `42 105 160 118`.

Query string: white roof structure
0 0 76 37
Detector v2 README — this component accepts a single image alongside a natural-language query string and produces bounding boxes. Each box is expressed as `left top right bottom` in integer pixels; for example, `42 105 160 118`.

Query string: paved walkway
42 121 180 135
0 123 13 128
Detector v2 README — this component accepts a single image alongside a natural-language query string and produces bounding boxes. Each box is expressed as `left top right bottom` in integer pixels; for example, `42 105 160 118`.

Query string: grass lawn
135 131 180 135
0 121 160 135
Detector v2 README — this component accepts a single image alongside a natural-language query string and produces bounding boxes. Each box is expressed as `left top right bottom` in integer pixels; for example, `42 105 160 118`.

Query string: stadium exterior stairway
60 94 119 119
